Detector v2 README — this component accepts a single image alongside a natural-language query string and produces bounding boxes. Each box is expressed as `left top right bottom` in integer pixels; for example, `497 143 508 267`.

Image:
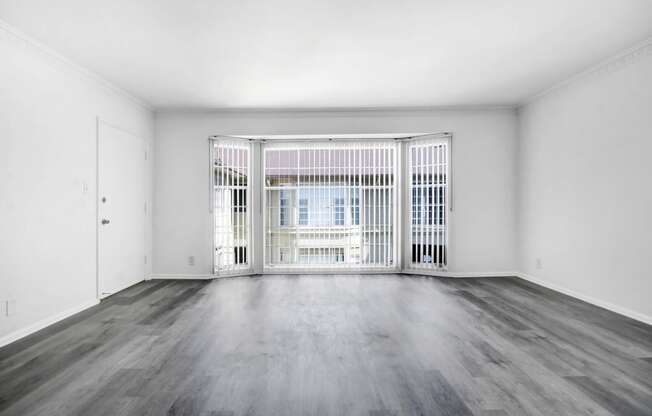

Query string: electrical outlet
536 258 542 269
188 256 195 266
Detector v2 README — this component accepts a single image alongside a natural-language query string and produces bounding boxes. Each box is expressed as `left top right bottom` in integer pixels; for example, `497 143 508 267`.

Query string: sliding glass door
263 141 398 269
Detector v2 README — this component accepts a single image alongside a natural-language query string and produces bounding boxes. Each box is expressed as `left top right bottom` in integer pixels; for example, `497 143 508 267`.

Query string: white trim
156 105 517 114
99 278 145 300
516 272 652 326
95 117 101 299
0 299 100 348
403 270 519 278
0 18 152 111
148 274 216 280
150 270 515 278
3 271 648 350
144 272 652 326
214 270 256 278
262 268 402 275
521 36 652 107
210 132 451 141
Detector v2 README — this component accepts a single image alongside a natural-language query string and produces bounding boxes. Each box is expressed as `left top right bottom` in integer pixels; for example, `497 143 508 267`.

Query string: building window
279 247 289 263
279 190 289 226
265 144 397 268
334 197 345 225
351 188 360 225
298 198 308 225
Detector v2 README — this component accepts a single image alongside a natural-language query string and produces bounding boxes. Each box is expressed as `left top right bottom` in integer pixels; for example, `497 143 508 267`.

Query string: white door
98 122 147 298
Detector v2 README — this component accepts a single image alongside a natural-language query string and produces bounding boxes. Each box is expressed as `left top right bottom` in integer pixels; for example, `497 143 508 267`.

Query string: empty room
1 1 652 415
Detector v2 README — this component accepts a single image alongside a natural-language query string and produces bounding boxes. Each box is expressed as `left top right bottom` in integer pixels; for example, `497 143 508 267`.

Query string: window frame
210 133 452 276
210 138 253 276
262 141 400 271
406 136 450 270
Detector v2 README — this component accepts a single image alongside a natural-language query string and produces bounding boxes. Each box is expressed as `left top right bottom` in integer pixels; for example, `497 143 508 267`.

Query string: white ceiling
1 0 651 110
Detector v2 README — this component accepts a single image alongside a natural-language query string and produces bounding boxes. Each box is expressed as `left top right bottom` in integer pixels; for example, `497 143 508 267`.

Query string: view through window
211 135 449 274
264 142 398 268
408 140 448 269
212 140 251 273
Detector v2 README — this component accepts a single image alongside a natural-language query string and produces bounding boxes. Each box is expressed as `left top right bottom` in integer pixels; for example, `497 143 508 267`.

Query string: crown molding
0 18 153 112
154 104 517 115
520 36 652 108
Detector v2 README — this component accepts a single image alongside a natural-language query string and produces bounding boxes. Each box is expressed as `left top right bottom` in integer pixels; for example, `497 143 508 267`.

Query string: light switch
6 300 16 316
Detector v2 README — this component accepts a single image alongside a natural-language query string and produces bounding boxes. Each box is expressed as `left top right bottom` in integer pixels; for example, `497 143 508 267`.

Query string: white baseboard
515 272 652 326
262 268 401 275
141 271 652 326
0 298 100 348
148 270 519 279
2 272 648 349
403 270 519 278
148 274 214 280
99 278 145 299
149 270 259 279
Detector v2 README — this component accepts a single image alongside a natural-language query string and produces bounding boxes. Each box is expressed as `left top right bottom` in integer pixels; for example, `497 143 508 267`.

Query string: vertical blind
210 135 450 274
263 141 398 268
407 139 448 269
212 139 252 273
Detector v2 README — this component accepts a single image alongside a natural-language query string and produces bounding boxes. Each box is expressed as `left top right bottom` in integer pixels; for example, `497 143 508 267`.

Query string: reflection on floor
1 275 652 416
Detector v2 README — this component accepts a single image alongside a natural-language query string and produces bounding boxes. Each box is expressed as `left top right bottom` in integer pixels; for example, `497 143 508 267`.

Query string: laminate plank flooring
1 275 651 416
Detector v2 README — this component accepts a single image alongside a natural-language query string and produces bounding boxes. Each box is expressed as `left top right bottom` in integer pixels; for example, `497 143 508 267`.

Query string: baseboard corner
0 298 100 348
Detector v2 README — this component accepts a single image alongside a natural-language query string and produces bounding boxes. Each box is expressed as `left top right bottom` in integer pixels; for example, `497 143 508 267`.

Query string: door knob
101 219 110 225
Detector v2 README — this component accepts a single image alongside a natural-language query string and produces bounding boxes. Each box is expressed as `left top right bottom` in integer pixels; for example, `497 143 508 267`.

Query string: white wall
517 43 652 322
0 23 154 344
153 108 518 276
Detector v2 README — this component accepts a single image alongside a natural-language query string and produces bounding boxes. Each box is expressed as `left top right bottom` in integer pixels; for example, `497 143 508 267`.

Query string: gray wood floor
1 275 652 416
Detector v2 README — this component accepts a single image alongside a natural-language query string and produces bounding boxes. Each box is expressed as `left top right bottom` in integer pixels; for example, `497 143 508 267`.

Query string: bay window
211 133 449 274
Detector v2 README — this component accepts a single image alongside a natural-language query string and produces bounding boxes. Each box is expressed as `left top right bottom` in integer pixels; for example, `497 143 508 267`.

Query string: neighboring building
265 184 369 266
214 162 250 270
